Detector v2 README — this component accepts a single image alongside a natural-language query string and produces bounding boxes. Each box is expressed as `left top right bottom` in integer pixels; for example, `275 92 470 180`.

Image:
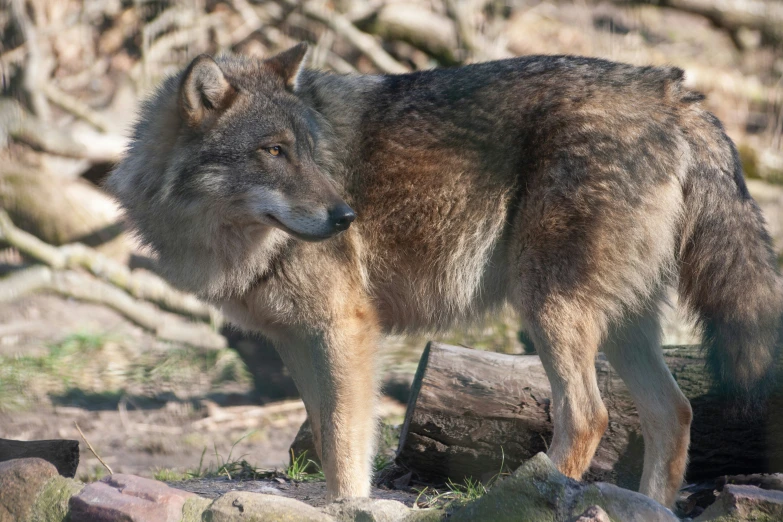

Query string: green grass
153 468 189 481
373 453 392 474
193 433 275 481
414 449 511 510
0 331 114 411
415 477 488 509
285 449 324 482
0 330 252 412
157 434 277 482
78 464 108 483
372 423 401 474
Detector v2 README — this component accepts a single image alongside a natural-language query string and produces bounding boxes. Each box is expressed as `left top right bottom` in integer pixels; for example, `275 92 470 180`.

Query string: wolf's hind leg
602 304 692 507
520 300 609 479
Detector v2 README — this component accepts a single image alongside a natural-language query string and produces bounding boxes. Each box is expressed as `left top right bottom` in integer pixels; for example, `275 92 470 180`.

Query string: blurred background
0 0 781 482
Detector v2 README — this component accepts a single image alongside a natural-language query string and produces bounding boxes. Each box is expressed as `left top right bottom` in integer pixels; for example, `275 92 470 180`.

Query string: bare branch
0 266 227 350
291 1 408 74
41 83 112 133
10 0 51 120
0 209 218 323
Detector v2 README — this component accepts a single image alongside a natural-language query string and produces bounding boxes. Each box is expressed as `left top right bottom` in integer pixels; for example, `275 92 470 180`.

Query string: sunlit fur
108 47 783 506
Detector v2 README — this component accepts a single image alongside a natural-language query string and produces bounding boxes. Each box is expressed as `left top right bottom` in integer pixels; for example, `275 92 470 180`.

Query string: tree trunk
0 438 79 478
395 342 783 489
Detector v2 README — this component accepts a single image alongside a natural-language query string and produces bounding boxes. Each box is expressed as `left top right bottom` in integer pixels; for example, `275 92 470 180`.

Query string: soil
0 294 303 480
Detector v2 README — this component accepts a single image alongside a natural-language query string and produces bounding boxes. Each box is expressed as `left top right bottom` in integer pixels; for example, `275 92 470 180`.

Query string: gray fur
107 48 783 504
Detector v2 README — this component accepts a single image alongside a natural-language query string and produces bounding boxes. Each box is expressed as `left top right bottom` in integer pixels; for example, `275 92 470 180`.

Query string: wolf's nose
329 204 356 231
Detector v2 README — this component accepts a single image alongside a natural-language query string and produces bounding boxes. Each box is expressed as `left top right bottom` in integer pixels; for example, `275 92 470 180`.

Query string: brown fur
107 47 783 506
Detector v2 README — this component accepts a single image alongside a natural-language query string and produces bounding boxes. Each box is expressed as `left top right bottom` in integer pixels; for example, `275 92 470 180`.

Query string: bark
395 342 783 489
0 438 79 478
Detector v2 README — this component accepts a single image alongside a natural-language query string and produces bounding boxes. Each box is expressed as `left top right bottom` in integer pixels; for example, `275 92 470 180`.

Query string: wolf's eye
265 146 282 157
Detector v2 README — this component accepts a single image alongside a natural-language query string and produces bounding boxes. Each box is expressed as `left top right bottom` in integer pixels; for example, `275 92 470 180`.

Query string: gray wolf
106 43 783 507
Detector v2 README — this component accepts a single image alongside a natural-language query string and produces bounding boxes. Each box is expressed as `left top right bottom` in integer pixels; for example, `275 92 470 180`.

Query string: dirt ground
0 294 315 480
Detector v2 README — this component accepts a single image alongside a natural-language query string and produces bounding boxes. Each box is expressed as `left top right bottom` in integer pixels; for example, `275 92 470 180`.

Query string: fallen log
0 438 79 478
395 342 783 489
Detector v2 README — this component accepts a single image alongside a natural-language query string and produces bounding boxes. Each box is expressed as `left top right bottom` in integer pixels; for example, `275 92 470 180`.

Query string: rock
717 473 783 492
181 496 212 522
392 472 412 490
30 474 84 522
570 506 611 522
0 458 60 522
324 497 443 522
592 482 678 522
449 453 678 522
205 491 333 522
289 418 320 467
695 484 783 521
324 497 408 522
69 473 196 522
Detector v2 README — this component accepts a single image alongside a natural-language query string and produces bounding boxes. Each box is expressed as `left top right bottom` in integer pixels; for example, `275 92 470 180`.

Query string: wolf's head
107 44 351 299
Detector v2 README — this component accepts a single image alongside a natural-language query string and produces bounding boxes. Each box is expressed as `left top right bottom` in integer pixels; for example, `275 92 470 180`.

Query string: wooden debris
395 342 783 487
0 438 79 478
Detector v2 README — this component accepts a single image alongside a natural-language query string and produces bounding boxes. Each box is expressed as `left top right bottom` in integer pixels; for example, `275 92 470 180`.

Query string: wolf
106 43 783 507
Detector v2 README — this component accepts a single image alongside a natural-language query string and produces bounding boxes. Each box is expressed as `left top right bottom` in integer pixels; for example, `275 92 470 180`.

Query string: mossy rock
449 453 677 522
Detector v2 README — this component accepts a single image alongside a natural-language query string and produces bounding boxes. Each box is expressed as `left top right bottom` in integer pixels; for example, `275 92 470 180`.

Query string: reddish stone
69 473 196 522
0 458 59 521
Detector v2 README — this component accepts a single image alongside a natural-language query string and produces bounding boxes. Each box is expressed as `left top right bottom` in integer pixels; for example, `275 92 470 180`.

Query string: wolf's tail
678 109 783 400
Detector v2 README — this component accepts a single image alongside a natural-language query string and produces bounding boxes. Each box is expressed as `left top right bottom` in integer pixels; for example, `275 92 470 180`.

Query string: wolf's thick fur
107 45 783 506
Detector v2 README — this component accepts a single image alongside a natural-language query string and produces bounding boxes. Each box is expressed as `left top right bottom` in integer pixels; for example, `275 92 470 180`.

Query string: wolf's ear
179 55 236 127
264 43 309 91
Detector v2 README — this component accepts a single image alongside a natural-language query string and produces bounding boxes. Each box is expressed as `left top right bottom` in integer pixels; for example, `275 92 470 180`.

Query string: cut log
0 438 79 478
396 342 783 489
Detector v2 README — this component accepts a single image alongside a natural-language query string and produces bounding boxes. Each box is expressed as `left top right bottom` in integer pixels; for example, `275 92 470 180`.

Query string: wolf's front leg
274 302 380 499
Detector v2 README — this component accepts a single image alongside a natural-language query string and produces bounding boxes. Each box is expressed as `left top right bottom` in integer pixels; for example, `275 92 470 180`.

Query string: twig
355 3 460 65
620 0 783 49
10 0 50 121
75 421 114 475
291 1 408 74
134 12 225 88
41 82 111 133
0 209 218 322
0 44 27 72
326 50 358 74
0 209 66 268
0 266 227 350
0 98 125 162
445 0 479 56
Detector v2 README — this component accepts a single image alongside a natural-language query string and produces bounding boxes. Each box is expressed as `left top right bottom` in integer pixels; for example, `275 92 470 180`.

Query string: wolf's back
678 105 783 400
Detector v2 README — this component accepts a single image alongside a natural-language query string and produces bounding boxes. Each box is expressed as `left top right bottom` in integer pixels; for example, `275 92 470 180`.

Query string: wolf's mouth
263 213 336 242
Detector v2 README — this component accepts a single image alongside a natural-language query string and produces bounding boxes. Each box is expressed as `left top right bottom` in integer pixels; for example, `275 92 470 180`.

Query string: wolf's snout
329 203 356 232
